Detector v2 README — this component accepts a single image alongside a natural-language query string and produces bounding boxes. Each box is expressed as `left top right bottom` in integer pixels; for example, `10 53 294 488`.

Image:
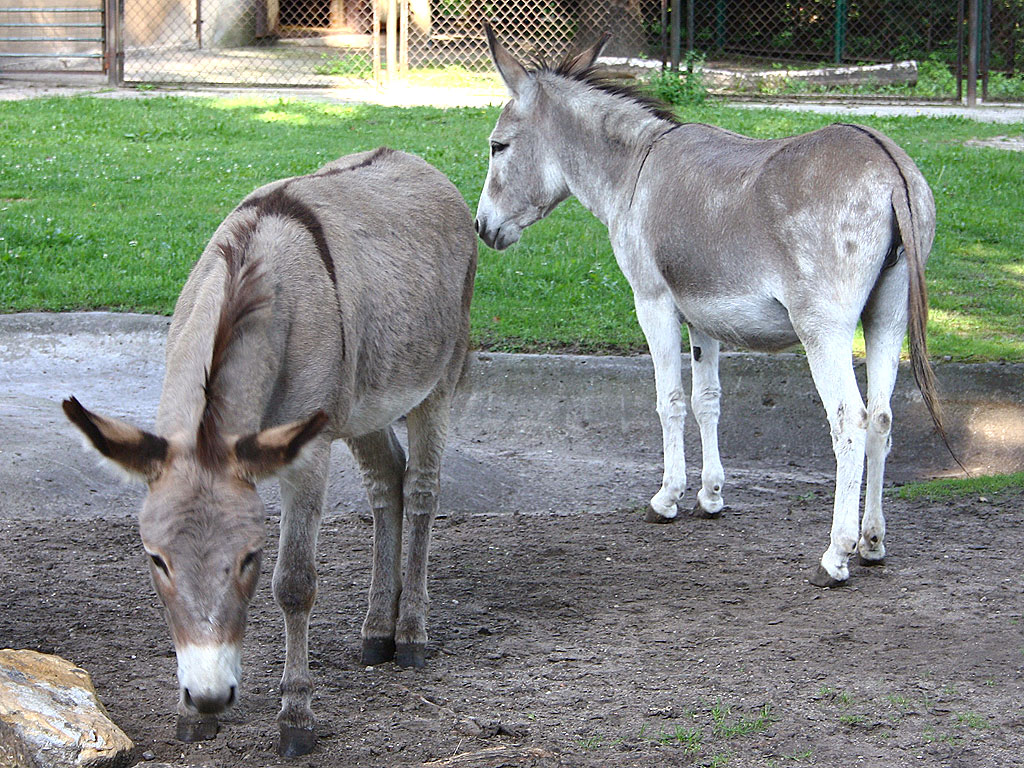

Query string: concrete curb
2 312 1022 492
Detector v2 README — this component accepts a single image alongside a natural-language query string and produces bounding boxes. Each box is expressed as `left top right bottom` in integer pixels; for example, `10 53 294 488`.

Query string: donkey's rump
641 123 928 352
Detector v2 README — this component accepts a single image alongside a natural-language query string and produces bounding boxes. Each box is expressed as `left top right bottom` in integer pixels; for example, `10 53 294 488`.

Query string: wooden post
400 0 409 75
387 0 398 85
660 0 667 67
104 0 123 86
686 0 694 55
670 0 680 69
372 0 381 87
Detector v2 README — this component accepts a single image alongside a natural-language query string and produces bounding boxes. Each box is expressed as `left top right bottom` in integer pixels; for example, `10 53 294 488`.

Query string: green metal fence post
834 0 848 64
715 0 726 50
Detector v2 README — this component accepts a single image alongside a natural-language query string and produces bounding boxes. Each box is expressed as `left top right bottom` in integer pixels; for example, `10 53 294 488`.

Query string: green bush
985 71 1024 99
914 54 957 97
643 52 708 106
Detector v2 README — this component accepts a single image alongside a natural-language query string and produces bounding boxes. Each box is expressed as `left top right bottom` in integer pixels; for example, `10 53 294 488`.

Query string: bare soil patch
2 477 1022 768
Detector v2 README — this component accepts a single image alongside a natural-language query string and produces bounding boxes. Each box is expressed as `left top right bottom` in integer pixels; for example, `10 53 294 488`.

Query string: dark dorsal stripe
237 188 335 286
197 227 270 469
234 148 394 288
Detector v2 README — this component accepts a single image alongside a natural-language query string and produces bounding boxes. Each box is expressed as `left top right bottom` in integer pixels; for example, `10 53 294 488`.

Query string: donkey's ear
483 21 529 96
62 396 169 482
564 32 612 76
232 411 329 481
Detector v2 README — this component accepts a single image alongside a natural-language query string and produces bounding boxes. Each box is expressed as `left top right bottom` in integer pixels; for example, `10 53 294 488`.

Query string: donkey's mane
533 51 680 125
196 220 270 468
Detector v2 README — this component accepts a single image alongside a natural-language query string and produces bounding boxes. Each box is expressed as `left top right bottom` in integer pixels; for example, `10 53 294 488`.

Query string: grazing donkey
475 25 945 588
63 148 477 756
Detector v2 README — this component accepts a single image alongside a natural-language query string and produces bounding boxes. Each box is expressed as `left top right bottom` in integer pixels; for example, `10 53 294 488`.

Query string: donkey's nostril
474 218 481 234
184 685 235 714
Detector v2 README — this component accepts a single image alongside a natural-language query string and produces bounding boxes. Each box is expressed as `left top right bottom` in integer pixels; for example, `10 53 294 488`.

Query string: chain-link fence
2 1 1021 90
677 0 1021 73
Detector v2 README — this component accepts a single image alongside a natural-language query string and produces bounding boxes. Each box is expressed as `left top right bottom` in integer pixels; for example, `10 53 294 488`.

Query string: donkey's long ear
62 396 169 482
483 21 529 96
232 411 329 482
563 32 612 76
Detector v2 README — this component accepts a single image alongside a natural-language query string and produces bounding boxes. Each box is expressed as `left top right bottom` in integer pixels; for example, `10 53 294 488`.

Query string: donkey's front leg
688 327 725 517
395 389 451 667
274 441 330 757
347 429 406 665
634 294 687 523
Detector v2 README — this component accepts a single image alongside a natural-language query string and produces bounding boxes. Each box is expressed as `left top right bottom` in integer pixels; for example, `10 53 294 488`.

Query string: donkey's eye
490 141 509 156
149 553 170 576
241 551 261 572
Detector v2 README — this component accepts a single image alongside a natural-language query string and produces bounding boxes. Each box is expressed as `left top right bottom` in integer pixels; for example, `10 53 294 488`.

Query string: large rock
0 649 134 768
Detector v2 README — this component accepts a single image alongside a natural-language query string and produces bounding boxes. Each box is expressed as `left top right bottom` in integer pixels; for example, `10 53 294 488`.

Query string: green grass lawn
1 95 1022 359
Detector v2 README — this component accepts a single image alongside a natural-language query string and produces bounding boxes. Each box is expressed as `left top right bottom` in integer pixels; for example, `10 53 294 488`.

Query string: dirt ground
2 473 1022 768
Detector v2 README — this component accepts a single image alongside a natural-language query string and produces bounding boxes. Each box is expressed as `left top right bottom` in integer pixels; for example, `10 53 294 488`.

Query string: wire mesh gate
0 1 107 74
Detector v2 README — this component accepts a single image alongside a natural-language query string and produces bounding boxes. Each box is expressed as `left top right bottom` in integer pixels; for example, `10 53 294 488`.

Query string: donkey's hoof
176 714 218 742
857 554 886 567
690 501 723 520
809 564 847 589
279 725 317 757
395 642 427 668
645 505 677 524
361 636 396 666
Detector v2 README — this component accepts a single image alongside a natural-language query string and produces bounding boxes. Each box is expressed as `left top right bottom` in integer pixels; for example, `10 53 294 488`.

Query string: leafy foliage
643 53 708 107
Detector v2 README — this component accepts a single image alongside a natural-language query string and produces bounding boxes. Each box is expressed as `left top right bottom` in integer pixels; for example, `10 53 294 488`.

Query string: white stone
0 649 134 768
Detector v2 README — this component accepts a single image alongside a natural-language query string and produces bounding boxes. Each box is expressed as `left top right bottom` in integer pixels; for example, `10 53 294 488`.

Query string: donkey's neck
541 76 672 226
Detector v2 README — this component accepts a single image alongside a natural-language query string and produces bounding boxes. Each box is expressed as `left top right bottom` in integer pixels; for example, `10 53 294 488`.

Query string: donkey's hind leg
688 326 725 516
801 329 869 587
634 294 688 522
347 428 406 665
274 439 331 756
859 260 909 565
395 384 453 668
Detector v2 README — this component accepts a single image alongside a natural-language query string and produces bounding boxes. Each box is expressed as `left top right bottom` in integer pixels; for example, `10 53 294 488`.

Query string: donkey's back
163 147 477 440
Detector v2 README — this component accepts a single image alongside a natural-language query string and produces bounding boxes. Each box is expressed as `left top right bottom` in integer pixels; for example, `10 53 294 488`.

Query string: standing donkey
63 148 477 756
475 25 945 588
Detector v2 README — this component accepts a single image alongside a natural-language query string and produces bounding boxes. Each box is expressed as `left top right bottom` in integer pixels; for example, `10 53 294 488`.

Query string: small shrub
914 54 957 97
985 71 1024 100
644 52 708 106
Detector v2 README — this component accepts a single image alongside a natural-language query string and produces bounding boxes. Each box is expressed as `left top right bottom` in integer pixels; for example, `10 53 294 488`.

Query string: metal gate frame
0 1 121 81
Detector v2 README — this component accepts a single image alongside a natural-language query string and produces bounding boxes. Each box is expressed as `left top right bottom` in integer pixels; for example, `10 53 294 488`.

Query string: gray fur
64 148 477 754
476 25 940 587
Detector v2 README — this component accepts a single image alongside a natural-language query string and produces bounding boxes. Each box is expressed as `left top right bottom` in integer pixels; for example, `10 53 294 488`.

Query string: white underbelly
338 384 437 437
677 294 799 352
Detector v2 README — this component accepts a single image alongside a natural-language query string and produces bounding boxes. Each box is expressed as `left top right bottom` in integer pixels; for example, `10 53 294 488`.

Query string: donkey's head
63 396 327 717
475 23 608 250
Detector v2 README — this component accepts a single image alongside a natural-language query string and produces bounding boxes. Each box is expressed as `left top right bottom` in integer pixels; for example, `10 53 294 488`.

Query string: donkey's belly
338 383 438 437
677 294 799 352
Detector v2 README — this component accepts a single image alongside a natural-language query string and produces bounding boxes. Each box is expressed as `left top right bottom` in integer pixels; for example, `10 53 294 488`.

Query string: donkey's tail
890 181 966 473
